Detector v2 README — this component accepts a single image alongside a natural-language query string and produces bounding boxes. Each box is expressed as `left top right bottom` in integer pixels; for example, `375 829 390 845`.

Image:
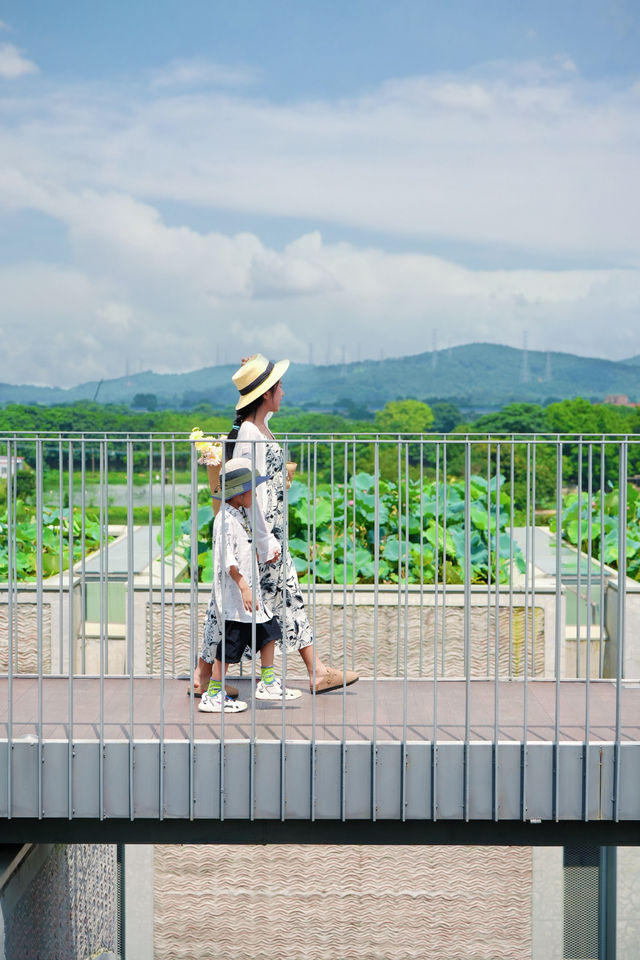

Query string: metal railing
0 431 639 823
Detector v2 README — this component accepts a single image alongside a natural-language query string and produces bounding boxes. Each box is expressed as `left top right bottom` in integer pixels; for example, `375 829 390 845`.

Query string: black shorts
215 616 281 664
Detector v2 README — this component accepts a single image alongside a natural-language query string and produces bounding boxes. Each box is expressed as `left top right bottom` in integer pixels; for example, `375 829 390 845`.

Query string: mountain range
2 343 639 410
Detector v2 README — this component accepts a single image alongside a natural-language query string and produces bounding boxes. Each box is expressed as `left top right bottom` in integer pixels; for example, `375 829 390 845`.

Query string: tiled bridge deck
1 678 639 826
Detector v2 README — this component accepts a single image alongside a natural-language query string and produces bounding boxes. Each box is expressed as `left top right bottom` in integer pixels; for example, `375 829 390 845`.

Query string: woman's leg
194 657 213 691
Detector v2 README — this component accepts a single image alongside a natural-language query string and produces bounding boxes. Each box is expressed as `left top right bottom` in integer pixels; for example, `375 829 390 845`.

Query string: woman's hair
224 396 263 461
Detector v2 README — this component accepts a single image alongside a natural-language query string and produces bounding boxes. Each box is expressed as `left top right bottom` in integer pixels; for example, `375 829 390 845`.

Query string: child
199 457 302 713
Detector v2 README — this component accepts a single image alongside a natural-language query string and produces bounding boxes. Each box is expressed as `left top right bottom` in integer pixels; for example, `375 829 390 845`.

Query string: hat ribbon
238 360 274 395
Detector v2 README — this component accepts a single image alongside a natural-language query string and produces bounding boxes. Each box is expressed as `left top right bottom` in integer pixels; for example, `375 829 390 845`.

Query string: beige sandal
311 668 359 694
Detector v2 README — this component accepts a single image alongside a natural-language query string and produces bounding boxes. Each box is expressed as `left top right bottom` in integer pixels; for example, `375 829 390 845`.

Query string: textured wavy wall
154 844 532 960
148 601 545 679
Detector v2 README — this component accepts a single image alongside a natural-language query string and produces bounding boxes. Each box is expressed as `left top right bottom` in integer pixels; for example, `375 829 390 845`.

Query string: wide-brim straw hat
232 354 290 410
212 457 267 501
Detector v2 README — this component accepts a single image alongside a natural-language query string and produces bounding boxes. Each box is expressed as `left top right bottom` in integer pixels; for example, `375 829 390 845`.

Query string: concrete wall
0 844 118 960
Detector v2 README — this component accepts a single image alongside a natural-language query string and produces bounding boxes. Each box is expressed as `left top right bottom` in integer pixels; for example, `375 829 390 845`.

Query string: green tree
374 399 434 434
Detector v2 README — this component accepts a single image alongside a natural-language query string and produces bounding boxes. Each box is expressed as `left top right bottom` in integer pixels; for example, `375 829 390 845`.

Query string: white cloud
0 42 37 79
149 58 256 89
1 57 637 262
0 186 638 384
1 56 640 381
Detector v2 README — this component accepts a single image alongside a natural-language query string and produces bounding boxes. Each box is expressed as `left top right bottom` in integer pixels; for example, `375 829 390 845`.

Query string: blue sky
1 0 639 385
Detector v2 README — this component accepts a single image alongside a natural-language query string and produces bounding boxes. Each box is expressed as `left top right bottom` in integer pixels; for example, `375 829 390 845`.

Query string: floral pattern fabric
201 422 313 663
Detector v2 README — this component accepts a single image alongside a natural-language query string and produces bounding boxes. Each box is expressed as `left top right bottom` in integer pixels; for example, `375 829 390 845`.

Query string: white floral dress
201 421 313 662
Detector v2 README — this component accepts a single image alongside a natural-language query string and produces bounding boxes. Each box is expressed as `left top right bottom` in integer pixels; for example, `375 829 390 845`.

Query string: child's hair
224 396 263 461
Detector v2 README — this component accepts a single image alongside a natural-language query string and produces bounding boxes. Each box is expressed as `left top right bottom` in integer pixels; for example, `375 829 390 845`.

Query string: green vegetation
172 473 526 586
550 485 640 581
0 502 105 581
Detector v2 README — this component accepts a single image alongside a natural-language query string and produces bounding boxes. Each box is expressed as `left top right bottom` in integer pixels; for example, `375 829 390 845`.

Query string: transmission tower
521 331 530 383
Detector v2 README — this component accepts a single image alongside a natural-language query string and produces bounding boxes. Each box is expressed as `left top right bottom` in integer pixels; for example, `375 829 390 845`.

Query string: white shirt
235 421 272 525
212 503 273 624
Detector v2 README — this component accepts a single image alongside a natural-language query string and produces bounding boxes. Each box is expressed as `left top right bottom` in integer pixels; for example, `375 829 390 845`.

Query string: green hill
2 343 639 410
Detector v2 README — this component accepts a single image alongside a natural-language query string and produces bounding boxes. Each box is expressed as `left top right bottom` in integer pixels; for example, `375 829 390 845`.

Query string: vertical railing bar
402 441 409 822
306 438 312 609
463 439 471 822
329 440 335 667
396 438 402 676
584 442 593 822
159 440 166 820
432 441 439 821
576 439 583 677
372 441 380 821
171 441 177 676
98 439 106 820
249 440 257 823
613 439 627 823
6 440 15 817
599 439 606 678
531 442 537 675
127 439 135 821
188 440 199 818
36 438 44 819
522 442 531 821
104 434 110 676
281 438 291 822
10 435 19 675
80 440 87 675
336 439 348 821
148 440 154 678
554 442 563 822
219 451 227 823
493 443 501 822
340 440 348 822
441 444 447 676
58 440 64 672
351 440 357 674
67 440 74 819
419 439 424 677
509 439 515 678
486 442 492 677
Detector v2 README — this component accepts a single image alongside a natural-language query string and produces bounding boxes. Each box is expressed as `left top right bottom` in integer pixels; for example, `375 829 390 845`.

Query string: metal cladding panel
558 743 584 820
42 741 69 818
103 741 131 818
193 741 221 820
497 743 522 820
134 742 161 819
375 742 402 820
345 742 372 819
405 742 431 820
587 743 615 821
163 741 190 819
314 743 342 819
525 743 554 820
284 741 311 819
618 742 640 820
72 741 100 818
468 742 493 820
0 742 8 817
254 741 282 819
435 743 464 820
11 740 39 818
224 742 251 819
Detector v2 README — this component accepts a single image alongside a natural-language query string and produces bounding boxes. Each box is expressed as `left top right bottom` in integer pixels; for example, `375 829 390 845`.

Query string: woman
194 354 359 695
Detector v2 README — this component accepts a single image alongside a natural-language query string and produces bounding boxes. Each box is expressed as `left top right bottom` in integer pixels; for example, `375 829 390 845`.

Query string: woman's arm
236 421 269 517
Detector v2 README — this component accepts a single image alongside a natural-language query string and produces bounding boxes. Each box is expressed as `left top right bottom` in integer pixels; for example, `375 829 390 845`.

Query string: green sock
207 679 222 696
261 666 275 686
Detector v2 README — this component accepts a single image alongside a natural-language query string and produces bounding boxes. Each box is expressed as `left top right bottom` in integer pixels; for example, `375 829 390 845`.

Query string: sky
0 0 639 387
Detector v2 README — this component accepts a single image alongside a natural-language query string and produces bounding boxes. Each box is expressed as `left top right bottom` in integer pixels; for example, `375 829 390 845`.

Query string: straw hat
232 354 290 410
212 457 267 501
